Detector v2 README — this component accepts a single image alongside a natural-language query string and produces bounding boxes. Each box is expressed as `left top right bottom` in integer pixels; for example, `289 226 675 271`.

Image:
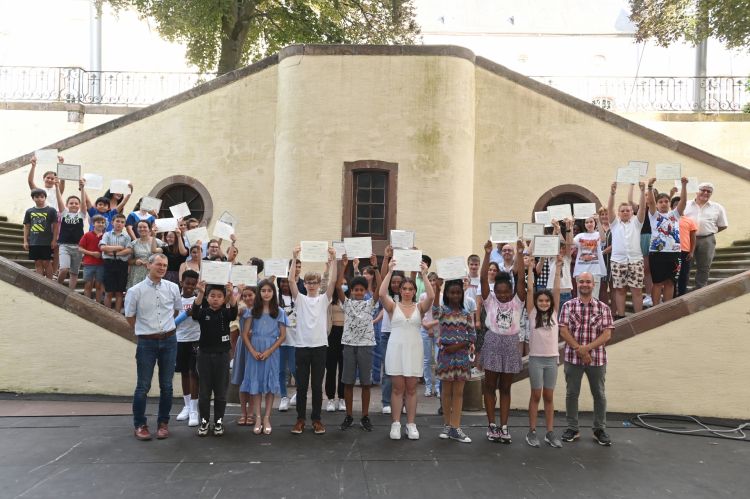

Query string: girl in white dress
379 258 434 440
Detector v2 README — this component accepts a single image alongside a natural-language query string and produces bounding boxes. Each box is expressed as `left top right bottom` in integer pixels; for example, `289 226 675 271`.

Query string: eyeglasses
699 189 713 193
208 245 220 249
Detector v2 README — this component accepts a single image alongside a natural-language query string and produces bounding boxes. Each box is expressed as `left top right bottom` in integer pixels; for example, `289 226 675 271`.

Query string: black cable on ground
630 413 750 442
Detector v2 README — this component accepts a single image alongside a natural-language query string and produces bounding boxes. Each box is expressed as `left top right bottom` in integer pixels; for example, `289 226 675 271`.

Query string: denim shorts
528 356 558 390
82 264 104 283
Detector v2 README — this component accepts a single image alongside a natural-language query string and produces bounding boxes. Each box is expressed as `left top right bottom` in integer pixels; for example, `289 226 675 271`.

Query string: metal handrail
0 66 216 106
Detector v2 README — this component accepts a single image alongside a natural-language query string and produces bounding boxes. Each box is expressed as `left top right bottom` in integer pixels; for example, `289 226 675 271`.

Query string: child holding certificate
480 239 527 444
241 280 288 435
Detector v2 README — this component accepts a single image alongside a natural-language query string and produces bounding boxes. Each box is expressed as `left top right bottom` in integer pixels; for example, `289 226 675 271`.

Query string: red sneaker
134 425 152 441
156 422 169 440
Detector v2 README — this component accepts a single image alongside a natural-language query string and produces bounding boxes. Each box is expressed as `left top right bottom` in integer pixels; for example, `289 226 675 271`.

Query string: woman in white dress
380 258 434 440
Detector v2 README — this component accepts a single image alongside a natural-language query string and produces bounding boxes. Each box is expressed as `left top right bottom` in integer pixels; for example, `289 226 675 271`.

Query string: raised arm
552 254 562 314
379 261 397 314
289 247 300 301
525 256 535 314
646 177 656 215
676 177 688 215
324 246 337 301
636 182 647 223
514 239 527 302
371 254 383 304
607 182 617 224
115 183 133 212
27 155 38 190
418 261 434 315
335 255 348 304
175 228 188 256
54 178 64 212
480 239 492 300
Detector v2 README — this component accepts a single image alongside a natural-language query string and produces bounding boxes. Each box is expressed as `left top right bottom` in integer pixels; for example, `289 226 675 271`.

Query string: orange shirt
680 216 698 252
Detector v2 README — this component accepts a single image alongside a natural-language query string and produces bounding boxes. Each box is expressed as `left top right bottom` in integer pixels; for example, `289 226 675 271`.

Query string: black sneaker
213 418 224 437
561 428 580 442
340 415 354 431
359 416 373 432
197 419 210 437
437 406 443 416
593 429 612 446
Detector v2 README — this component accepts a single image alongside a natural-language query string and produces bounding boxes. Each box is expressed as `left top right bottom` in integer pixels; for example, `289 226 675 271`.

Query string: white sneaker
406 423 420 440
337 399 346 411
326 399 336 412
424 387 432 397
643 295 653 308
279 397 290 412
188 399 199 427
289 393 297 406
390 422 402 440
230 358 234 370
176 405 190 421
382 405 392 415
402 406 406 414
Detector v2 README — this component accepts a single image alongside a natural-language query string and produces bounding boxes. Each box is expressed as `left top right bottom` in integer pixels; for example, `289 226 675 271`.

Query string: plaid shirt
559 297 614 366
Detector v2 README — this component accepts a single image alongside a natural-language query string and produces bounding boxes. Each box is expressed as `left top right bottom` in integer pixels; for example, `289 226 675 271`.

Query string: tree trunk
216 0 256 75
217 35 245 75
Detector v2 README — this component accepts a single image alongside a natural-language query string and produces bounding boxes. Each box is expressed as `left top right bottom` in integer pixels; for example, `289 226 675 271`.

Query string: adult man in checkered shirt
558 272 615 446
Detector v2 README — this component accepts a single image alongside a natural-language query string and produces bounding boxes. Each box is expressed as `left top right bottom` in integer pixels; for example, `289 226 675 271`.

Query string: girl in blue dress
231 286 256 426
241 279 288 435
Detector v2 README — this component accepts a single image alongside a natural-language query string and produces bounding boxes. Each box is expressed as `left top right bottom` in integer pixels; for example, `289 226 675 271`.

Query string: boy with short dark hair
84 182 132 231
23 189 58 278
79 214 107 302
174 270 201 427
99 213 132 312
191 281 239 437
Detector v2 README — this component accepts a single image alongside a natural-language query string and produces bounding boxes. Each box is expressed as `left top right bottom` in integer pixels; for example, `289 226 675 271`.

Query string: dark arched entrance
532 184 603 219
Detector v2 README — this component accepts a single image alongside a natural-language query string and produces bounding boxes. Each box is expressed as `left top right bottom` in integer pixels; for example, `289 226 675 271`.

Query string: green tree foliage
629 0 750 50
102 0 421 74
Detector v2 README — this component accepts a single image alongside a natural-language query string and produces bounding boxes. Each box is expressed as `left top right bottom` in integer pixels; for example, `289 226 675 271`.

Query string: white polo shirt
683 200 728 237
610 217 644 263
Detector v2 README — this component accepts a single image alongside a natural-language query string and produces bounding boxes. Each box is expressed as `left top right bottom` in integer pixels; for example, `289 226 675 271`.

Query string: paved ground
1 395 749 499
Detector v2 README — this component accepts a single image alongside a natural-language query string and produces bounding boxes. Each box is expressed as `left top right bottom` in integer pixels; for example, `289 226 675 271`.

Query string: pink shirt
483 294 523 336
527 309 560 357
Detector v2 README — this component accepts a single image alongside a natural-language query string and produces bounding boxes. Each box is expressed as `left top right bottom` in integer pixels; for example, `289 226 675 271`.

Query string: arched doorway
149 175 214 224
532 184 603 219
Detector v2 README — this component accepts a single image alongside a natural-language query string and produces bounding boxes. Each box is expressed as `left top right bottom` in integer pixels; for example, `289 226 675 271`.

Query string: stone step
0 215 7 222
0 221 23 231
14 259 36 270
689 268 748 277
713 252 750 261
731 239 750 246
0 229 24 238
705 259 750 268
0 241 24 251
0 249 28 260
714 246 750 254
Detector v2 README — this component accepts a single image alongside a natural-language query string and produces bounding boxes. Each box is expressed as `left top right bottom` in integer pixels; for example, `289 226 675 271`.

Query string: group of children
22 160 699 446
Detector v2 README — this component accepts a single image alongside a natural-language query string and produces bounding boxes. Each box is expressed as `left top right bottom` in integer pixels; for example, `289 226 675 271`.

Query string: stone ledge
0 256 134 343
513 269 750 382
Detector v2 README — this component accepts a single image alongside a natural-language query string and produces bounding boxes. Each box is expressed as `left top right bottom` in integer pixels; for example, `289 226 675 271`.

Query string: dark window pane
157 184 204 222
371 189 385 203
356 219 370 233
356 189 370 203
356 205 370 218
371 205 384 218
356 174 371 188
372 174 386 188
371 219 384 235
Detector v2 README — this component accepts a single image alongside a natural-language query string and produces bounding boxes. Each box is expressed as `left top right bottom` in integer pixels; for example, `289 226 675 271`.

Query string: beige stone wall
511 292 750 419
473 67 750 251
271 54 476 259
0 279 139 396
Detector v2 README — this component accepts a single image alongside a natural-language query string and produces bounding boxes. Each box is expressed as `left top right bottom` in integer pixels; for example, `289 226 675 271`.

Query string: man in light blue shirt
125 253 182 441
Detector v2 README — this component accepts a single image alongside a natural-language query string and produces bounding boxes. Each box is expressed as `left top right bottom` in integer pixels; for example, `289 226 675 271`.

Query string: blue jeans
132 335 177 428
371 321 384 383
421 329 437 391
381 331 392 405
558 292 573 319
279 345 296 398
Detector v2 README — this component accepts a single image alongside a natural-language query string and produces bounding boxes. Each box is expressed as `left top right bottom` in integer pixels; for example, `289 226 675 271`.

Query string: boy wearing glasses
288 245 338 435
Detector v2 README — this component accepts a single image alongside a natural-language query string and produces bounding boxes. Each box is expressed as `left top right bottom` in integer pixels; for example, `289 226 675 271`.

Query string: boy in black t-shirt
191 281 239 437
55 179 86 289
23 189 58 278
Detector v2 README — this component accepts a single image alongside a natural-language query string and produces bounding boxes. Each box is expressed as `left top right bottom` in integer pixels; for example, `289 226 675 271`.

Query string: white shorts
59 243 83 273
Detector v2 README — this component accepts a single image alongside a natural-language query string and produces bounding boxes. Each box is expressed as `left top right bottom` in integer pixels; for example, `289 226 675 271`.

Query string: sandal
237 416 247 426
253 421 263 435
263 417 272 435
247 415 256 427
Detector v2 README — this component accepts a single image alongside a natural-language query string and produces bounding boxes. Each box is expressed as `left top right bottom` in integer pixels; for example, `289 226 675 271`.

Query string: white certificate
489 222 518 243
110 179 130 195
34 148 58 167
219 211 237 228
140 196 162 213
390 230 415 249
522 223 545 240
230 265 258 286
547 204 572 221
534 211 552 227
573 203 596 219
300 241 329 262
437 257 467 281
332 241 347 260
264 258 289 278
200 260 232 285
212 220 234 240
153 217 177 233
343 237 373 259
82 173 104 190
533 236 560 257
56 163 80 181
629 160 649 177
675 177 699 193
169 202 191 219
616 166 640 184
185 227 209 247
656 163 682 180
393 249 422 272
